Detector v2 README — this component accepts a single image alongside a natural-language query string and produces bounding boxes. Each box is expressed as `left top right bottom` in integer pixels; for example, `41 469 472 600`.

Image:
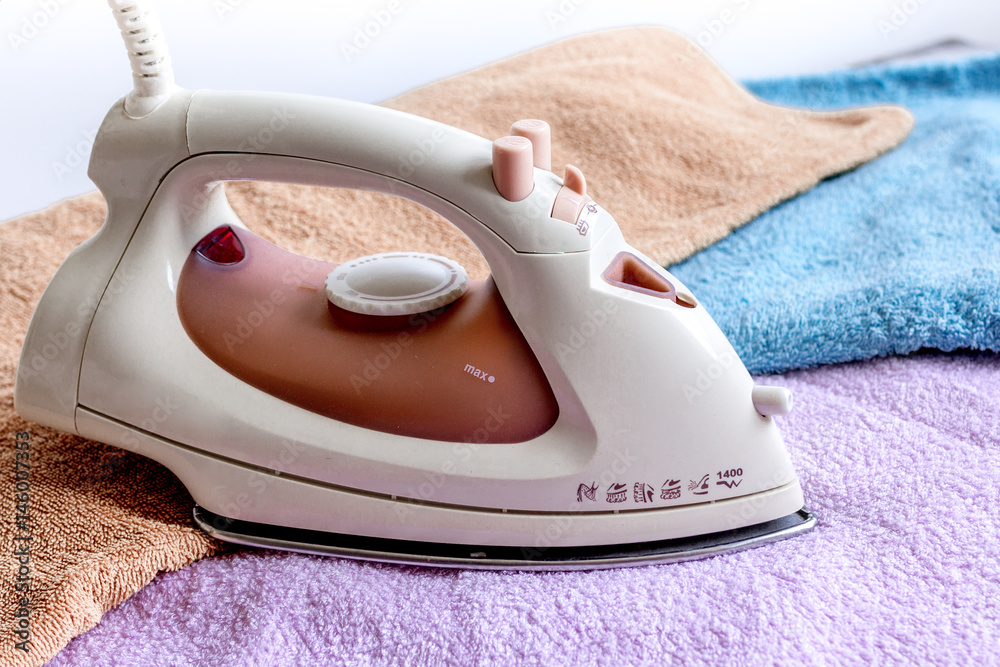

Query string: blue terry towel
669 54 1000 374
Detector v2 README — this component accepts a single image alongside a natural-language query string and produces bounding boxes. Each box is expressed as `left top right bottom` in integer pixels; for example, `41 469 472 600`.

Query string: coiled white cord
107 0 179 117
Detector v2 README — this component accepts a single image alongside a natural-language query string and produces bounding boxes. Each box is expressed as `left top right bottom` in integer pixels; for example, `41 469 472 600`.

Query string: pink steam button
492 136 534 202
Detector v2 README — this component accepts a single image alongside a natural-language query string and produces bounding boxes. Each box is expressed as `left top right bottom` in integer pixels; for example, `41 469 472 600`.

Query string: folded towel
0 28 913 667
669 54 1000 374
0 198 227 667
43 351 1000 666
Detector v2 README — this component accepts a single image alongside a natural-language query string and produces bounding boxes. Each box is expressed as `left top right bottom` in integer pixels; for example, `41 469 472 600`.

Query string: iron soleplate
193 506 816 571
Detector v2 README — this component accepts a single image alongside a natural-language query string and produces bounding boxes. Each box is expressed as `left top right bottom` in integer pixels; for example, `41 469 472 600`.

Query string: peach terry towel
0 27 912 667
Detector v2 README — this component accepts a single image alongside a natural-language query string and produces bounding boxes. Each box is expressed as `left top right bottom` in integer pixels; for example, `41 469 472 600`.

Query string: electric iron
14 0 815 570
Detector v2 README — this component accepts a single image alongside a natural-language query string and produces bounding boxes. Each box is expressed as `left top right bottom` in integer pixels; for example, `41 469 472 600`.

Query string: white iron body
15 38 812 568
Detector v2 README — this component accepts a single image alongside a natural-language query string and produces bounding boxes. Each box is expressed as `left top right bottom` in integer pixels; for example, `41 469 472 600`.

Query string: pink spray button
492 136 534 202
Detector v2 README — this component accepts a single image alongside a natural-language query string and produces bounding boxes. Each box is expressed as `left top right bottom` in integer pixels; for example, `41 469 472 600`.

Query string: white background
1 0 997 222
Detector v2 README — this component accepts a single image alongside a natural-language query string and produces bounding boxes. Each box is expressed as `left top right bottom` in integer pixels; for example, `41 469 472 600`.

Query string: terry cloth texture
43 352 1000 667
0 196 226 667
0 28 912 667
669 53 1000 374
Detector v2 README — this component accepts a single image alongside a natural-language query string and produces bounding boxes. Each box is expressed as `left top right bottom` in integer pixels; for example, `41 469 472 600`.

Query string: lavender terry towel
45 352 1000 666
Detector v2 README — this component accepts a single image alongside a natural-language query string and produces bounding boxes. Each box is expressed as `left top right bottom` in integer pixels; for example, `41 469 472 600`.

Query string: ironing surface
670 54 1000 374
0 26 916 665
43 351 1000 666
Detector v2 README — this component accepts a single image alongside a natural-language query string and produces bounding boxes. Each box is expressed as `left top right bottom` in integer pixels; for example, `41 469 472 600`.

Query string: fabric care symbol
688 475 710 496
633 482 654 503
606 483 627 503
577 482 598 502
576 203 597 236
660 479 681 500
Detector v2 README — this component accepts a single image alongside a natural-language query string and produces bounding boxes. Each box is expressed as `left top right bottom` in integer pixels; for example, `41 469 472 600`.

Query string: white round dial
325 252 469 316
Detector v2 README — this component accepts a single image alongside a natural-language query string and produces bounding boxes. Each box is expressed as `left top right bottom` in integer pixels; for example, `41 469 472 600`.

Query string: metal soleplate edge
193 506 816 571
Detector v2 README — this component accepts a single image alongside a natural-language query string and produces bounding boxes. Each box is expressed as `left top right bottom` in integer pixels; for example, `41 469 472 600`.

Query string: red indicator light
194 226 245 265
